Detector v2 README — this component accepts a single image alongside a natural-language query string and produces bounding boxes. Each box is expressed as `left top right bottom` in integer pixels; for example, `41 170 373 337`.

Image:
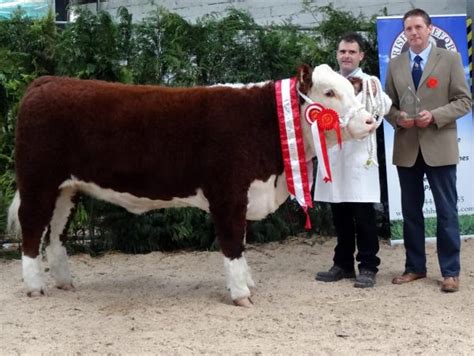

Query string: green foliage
0 11 58 237
391 215 474 241
65 195 216 255
459 215 474 236
56 8 122 80
194 9 322 84
302 2 384 75
195 9 263 84
0 169 15 233
0 4 389 255
129 7 198 85
249 200 299 243
0 9 57 75
92 203 215 254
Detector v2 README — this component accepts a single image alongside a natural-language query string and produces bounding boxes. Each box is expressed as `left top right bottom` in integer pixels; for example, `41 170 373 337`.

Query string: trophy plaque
400 86 421 119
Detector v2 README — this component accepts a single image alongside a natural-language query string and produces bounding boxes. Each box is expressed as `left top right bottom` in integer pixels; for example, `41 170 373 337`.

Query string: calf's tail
7 190 21 235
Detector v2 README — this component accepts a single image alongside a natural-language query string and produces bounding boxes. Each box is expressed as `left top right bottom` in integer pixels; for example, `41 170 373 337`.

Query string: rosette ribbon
304 104 342 183
275 78 313 229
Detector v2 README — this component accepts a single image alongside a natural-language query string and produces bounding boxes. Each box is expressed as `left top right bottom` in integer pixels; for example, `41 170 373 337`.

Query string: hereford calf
8 64 375 306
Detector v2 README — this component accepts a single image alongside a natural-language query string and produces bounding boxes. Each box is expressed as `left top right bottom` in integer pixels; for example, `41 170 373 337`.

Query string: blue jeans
397 152 460 277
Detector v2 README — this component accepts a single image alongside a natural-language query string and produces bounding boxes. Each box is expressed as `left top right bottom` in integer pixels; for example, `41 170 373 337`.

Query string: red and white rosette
304 103 342 183
275 78 313 229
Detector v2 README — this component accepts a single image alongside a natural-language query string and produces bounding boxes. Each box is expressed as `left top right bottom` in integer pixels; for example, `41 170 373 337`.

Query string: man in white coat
315 32 392 288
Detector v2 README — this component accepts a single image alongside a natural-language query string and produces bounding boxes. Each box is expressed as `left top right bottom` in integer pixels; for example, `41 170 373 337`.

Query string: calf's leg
19 189 58 297
210 198 255 307
44 187 77 291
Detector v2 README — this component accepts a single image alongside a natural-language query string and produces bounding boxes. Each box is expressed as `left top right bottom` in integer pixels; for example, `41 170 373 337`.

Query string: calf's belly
60 178 210 214
60 174 288 219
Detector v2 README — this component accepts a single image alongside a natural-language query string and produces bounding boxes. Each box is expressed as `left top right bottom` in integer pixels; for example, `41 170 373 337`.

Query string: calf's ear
296 64 313 94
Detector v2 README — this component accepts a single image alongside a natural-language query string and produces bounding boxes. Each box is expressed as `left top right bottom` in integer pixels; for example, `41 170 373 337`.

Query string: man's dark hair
403 8 432 26
338 32 365 52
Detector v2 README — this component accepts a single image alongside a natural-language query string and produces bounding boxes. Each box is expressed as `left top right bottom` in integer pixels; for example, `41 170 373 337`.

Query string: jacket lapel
419 46 441 90
399 52 414 90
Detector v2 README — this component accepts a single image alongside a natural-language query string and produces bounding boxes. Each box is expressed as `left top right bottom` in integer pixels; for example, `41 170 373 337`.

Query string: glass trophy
400 86 421 119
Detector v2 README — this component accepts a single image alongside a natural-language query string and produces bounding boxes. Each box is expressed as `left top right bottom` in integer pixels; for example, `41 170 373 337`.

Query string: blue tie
412 55 422 90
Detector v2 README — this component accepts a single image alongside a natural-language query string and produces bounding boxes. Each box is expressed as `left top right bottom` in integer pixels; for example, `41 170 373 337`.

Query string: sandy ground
1 237 473 355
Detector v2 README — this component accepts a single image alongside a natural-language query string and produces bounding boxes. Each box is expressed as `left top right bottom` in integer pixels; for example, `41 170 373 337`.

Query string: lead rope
360 76 386 168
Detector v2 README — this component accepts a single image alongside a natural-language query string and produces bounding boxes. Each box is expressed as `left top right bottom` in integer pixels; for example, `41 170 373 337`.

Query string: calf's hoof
56 283 75 291
27 288 48 297
233 297 253 308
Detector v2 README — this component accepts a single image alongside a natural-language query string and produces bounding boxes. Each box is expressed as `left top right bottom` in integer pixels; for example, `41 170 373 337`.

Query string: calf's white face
300 64 376 158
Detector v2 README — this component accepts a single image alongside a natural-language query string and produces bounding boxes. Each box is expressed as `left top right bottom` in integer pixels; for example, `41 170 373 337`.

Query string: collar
409 43 432 68
342 67 363 79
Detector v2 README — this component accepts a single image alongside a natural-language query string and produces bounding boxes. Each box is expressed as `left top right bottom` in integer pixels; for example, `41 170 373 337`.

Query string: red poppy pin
427 76 439 89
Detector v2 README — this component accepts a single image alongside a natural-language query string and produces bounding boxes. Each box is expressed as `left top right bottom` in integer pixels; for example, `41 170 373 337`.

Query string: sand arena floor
1 237 473 354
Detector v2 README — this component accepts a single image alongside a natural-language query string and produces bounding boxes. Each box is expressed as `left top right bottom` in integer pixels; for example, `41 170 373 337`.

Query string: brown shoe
392 272 427 284
441 277 459 293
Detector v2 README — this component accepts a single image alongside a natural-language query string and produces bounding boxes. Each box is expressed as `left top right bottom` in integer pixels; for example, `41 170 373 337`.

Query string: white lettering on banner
390 25 458 58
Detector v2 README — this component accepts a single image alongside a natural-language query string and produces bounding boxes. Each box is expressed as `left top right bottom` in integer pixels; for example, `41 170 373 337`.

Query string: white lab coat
313 68 392 203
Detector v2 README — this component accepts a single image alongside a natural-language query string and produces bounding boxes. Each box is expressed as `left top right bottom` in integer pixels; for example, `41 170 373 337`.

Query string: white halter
296 89 365 128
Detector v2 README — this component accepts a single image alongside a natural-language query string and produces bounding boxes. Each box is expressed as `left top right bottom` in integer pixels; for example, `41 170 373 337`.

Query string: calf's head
297 64 376 158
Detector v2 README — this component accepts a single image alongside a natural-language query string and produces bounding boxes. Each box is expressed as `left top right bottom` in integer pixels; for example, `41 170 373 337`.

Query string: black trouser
331 202 380 273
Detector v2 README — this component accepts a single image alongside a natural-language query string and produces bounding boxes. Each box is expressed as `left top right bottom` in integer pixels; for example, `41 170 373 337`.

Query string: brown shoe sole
392 273 426 284
440 277 459 292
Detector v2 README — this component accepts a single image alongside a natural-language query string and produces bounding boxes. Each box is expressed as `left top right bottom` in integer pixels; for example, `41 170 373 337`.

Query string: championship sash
275 78 313 228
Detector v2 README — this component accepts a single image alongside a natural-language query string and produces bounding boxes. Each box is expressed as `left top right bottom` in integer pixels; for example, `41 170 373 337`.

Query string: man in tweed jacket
385 8 471 292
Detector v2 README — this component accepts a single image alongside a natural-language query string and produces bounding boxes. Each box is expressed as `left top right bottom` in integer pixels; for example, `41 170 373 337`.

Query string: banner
376 15 474 241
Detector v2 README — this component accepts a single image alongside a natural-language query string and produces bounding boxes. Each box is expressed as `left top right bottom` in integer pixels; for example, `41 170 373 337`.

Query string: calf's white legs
21 187 76 296
22 255 47 296
45 188 75 290
224 254 255 307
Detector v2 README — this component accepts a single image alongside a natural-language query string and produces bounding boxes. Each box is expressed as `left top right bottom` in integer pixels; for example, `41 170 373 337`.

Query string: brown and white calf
8 64 375 306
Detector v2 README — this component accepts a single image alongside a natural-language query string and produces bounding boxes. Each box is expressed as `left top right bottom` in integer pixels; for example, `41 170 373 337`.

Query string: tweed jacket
385 46 471 167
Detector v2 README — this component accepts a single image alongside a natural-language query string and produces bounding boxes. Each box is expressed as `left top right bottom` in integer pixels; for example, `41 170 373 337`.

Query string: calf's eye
324 89 335 97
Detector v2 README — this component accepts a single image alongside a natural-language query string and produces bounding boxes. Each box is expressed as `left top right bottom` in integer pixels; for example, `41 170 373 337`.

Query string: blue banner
377 15 474 241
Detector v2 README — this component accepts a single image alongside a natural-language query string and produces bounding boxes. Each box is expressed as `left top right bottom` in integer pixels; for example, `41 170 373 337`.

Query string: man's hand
396 111 415 128
415 110 434 128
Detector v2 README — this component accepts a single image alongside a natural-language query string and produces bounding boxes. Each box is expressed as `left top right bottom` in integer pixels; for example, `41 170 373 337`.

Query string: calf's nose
364 115 377 133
